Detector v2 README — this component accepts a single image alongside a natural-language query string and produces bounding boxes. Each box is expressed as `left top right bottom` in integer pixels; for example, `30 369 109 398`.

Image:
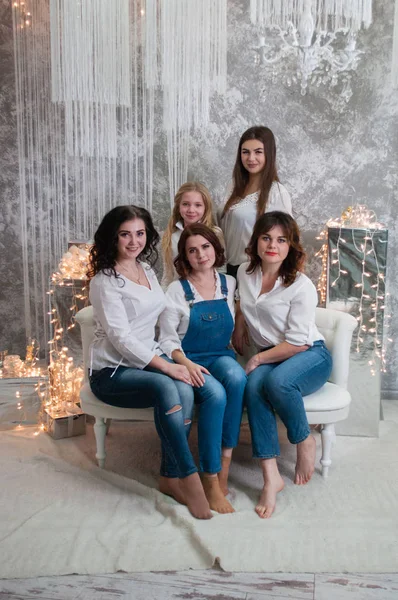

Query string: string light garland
45 244 90 417
316 205 390 376
2 244 90 435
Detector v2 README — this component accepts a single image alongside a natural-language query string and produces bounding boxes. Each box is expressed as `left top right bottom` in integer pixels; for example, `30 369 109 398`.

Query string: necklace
189 269 217 298
116 261 142 285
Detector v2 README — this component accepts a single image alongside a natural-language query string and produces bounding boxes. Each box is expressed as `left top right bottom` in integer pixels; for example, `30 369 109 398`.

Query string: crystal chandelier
250 0 372 99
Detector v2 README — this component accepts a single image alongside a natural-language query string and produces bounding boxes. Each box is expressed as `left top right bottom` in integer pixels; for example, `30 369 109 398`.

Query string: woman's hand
185 360 210 387
245 354 262 375
232 319 249 355
164 363 193 385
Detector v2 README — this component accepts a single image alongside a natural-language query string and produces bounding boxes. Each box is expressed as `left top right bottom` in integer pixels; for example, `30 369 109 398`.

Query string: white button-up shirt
158 272 236 358
237 264 323 349
220 183 293 266
89 265 165 371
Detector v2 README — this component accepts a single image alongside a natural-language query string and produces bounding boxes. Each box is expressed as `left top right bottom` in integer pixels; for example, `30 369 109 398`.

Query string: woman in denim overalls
159 224 247 514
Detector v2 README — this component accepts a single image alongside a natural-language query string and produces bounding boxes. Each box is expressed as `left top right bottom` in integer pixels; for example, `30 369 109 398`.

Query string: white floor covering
1 413 398 579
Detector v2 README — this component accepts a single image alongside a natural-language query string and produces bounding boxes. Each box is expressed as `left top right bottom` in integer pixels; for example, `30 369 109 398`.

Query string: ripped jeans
89 355 196 479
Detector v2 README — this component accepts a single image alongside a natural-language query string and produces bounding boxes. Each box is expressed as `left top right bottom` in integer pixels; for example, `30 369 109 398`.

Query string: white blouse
158 272 236 359
237 264 323 349
89 264 165 371
220 182 293 266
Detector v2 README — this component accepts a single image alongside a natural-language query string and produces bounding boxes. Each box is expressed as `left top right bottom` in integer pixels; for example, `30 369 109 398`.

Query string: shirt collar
255 267 282 294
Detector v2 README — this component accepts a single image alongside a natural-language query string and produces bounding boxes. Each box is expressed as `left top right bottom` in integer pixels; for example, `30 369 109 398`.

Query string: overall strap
179 278 195 304
219 273 228 300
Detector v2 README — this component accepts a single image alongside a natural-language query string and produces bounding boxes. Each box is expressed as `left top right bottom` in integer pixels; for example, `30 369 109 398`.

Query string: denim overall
179 274 235 367
179 273 246 473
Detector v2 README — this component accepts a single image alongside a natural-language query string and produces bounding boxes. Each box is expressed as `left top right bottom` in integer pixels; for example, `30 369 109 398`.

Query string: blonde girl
161 182 224 287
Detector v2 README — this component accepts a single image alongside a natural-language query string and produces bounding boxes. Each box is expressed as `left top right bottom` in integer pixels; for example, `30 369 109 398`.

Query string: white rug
1 416 398 579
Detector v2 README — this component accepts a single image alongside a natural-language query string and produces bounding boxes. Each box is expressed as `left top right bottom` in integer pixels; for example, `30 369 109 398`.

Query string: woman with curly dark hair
158 224 246 514
88 205 212 520
234 211 332 519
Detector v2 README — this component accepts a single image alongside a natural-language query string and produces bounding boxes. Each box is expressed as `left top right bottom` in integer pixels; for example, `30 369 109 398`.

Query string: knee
158 377 190 408
244 375 264 408
201 382 227 409
246 368 265 389
226 364 247 389
263 371 295 398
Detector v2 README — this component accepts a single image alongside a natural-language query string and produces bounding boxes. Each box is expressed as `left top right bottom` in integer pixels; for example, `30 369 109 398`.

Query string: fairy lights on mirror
45 244 90 416
5 243 90 436
316 205 389 376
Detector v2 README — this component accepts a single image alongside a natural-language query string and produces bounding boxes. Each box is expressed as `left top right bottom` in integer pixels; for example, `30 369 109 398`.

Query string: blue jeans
89 356 196 479
245 341 333 458
193 355 247 474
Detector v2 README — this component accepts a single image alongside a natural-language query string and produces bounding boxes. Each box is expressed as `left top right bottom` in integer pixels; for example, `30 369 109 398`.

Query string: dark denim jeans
192 355 247 473
245 341 333 458
89 356 196 479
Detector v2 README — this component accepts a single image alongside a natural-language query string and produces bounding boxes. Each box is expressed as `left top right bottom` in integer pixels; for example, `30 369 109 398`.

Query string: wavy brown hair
87 205 159 280
174 224 225 279
222 126 279 219
245 211 305 287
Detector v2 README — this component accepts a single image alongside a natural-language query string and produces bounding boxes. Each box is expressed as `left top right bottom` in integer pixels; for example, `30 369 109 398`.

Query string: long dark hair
222 126 279 218
245 211 305 287
174 224 225 279
87 205 160 279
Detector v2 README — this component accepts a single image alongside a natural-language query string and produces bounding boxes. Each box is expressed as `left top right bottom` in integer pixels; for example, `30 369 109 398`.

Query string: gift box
0 376 46 430
44 406 86 439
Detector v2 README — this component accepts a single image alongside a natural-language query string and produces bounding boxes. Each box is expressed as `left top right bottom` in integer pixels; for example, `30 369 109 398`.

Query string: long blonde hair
161 182 216 285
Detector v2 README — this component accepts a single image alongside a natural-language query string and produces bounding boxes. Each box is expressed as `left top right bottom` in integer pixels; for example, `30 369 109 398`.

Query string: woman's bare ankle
180 473 212 519
158 476 186 505
202 473 234 514
256 458 284 519
217 455 232 496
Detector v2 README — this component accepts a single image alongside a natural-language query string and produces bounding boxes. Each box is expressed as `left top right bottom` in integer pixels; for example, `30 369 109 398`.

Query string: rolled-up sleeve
158 295 185 359
90 279 156 369
285 282 318 346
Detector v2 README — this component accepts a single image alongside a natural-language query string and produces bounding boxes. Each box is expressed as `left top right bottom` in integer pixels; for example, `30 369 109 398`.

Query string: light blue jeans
245 341 333 458
193 355 247 474
89 356 196 479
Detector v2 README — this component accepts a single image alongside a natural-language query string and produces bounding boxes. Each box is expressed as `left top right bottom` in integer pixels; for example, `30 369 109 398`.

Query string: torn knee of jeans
165 404 182 415
184 419 191 426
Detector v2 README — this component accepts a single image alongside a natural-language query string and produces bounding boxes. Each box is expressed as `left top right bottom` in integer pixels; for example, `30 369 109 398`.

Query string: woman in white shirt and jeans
88 205 212 520
220 126 292 278
234 211 332 519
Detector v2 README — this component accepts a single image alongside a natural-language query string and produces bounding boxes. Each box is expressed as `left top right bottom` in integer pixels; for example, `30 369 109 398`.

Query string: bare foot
202 475 235 514
217 456 231 496
295 434 316 485
179 473 213 519
255 474 284 519
159 476 186 505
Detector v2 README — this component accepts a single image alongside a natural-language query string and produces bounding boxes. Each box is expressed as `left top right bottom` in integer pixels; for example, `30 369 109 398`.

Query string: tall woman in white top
234 211 332 519
221 126 292 278
161 182 224 288
158 224 247 514
88 205 212 520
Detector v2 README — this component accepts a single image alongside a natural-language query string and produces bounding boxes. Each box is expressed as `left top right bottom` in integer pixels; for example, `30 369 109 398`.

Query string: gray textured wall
0 0 397 391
